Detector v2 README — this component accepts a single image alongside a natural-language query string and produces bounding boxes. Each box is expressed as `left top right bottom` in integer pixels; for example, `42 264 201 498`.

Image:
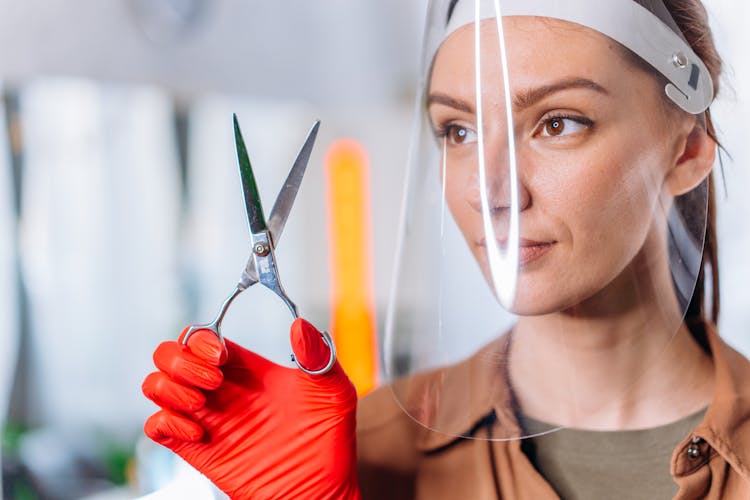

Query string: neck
508 260 714 430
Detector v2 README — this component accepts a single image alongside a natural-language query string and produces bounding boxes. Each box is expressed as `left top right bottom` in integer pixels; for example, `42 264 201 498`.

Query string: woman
142 0 750 498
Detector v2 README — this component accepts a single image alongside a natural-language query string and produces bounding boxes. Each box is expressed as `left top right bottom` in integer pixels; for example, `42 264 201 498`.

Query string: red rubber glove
142 318 361 500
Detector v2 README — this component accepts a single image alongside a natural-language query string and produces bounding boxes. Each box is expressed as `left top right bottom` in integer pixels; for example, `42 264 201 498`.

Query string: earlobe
665 124 717 196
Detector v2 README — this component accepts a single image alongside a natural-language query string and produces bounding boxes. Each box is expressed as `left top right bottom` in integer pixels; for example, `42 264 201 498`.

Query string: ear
665 122 717 196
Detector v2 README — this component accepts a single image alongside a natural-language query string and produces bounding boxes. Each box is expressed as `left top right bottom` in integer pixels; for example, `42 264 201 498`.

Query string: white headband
445 0 713 114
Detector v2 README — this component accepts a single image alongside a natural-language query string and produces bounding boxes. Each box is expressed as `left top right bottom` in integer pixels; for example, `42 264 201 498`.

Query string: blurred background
0 0 747 498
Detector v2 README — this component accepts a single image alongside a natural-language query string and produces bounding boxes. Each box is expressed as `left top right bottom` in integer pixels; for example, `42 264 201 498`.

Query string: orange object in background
325 139 379 397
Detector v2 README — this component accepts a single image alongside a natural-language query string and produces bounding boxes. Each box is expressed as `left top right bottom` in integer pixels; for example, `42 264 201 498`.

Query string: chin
503 295 570 317
490 273 591 317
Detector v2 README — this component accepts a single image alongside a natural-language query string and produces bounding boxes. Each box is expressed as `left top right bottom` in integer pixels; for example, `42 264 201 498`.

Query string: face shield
384 0 714 440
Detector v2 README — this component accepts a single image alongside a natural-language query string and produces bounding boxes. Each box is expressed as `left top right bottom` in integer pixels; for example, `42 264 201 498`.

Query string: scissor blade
234 114 268 234
267 120 320 245
239 256 259 290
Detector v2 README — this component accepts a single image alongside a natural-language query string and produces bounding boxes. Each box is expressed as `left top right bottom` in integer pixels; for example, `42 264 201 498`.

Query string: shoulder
356 381 423 499
355 335 528 500
356 376 426 472
698 325 750 483
356 334 511 467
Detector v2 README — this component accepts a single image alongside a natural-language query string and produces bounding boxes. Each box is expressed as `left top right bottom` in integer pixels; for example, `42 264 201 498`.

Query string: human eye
435 123 478 145
535 114 594 138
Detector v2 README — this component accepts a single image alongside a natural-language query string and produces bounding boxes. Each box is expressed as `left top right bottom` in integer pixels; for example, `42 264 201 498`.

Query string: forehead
431 16 632 92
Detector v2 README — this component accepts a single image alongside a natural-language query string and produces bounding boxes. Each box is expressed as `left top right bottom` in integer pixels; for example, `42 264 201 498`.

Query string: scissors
181 114 336 376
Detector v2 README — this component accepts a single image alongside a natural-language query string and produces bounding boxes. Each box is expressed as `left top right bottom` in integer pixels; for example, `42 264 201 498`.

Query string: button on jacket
356 323 750 499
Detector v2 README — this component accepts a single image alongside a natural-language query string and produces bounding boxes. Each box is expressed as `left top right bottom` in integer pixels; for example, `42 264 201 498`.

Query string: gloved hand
142 318 361 500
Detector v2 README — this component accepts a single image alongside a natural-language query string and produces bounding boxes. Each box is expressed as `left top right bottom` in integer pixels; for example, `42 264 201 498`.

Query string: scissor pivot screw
254 242 270 257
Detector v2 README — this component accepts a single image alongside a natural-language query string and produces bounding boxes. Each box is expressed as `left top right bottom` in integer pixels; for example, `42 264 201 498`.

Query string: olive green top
520 408 708 500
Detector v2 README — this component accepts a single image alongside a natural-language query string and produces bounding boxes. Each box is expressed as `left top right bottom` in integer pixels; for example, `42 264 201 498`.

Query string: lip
477 238 556 266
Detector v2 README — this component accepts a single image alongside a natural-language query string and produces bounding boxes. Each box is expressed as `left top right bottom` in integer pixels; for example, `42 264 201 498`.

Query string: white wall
705 0 750 355
17 80 183 432
0 0 426 107
0 80 18 499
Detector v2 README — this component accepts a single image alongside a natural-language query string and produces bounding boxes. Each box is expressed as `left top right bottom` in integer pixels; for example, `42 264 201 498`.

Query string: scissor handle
292 330 337 376
181 287 243 351
180 283 336 376
181 322 226 349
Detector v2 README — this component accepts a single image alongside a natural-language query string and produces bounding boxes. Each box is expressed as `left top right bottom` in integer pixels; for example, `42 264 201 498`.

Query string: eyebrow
427 78 609 114
427 93 475 114
513 78 609 110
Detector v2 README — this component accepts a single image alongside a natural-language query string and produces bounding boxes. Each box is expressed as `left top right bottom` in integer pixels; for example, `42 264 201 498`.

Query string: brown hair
662 0 723 344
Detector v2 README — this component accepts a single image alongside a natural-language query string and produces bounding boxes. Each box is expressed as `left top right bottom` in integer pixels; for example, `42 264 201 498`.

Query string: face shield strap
445 0 714 114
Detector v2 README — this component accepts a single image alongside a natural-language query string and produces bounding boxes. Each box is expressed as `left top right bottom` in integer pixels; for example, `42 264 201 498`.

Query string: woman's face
428 17 694 315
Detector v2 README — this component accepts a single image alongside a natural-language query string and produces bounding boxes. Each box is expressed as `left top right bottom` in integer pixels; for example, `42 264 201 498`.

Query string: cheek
532 139 666 265
507 147 667 313
591 149 664 233
445 164 478 235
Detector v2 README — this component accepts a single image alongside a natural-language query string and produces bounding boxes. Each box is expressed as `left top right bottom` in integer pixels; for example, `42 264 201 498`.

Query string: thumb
290 318 334 373
290 318 357 406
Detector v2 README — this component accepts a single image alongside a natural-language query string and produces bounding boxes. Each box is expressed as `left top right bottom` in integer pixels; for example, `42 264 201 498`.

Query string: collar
412 334 520 451
672 322 750 480
414 321 750 473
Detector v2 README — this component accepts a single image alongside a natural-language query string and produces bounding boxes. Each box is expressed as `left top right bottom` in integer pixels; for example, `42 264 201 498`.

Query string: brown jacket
357 324 750 499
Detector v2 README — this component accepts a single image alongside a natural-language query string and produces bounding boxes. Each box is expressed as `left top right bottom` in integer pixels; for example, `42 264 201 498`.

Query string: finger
144 408 204 443
153 341 223 390
142 371 206 412
178 327 228 366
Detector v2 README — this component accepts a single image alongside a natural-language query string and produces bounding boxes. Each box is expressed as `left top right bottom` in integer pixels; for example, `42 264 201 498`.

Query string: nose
466 151 530 214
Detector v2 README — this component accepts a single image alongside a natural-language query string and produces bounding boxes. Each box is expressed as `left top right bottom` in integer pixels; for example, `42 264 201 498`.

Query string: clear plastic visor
384 0 711 441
